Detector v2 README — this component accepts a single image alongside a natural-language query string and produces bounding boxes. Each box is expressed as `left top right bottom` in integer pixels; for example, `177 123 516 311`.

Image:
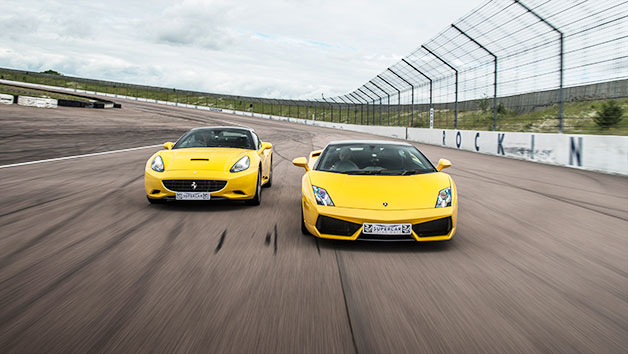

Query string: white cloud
0 0 480 98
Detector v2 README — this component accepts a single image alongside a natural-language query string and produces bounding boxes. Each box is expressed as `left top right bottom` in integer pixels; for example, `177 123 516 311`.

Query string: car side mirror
436 158 452 171
163 142 174 150
292 157 309 171
261 142 272 151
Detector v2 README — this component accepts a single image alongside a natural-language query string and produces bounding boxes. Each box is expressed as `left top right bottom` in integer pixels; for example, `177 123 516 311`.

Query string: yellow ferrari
292 140 457 241
145 126 273 205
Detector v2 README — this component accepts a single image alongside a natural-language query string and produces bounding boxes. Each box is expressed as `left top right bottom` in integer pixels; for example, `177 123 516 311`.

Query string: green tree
594 100 624 128
40 69 62 75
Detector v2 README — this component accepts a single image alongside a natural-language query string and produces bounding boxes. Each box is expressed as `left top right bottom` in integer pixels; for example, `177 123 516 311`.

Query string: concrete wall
17 95 57 108
0 93 14 105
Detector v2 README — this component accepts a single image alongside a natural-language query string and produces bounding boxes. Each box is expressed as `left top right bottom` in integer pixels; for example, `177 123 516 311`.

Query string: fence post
388 68 415 128
369 80 388 126
514 0 564 133
377 75 401 126
401 58 433 128
452 24 498 131
422 45 458 129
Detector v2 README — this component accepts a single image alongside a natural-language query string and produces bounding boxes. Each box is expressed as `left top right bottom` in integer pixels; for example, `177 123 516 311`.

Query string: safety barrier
17 96 57 108
249 112 628 176
1 79 624 175
0 93 14 105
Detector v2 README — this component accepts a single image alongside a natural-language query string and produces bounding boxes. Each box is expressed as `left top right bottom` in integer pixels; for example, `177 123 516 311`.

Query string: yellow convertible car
145 126 272 205
292 140 457 241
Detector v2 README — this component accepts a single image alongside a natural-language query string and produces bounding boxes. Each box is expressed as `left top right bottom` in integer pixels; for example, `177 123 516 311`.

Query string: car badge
193 171 197 174
191 181 197 190
383 202 388 207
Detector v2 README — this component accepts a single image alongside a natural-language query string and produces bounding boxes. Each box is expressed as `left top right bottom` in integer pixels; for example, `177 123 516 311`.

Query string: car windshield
315 143 436 175
173 128 255 150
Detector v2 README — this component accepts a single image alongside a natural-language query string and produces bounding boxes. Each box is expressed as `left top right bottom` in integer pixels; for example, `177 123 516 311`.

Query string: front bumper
145 168 258 200
302 196 457 242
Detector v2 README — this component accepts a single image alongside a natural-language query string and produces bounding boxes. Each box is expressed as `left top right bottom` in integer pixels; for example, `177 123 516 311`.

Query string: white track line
0 145 161 169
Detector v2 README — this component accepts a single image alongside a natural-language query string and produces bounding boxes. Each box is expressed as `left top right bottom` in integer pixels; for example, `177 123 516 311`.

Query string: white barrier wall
0 93 14 105
17 96 57 108
1 79 625 175
405 128 628 175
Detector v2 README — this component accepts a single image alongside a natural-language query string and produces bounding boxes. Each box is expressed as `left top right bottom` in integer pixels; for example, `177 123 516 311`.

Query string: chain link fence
1 0 627 134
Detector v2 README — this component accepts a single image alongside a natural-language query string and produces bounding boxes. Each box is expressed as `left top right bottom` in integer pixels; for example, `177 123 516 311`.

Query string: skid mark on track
274 224 278 255
314 237 321 256
0 191 83 220
265 232 271 246
215 229 227 254
0 175 143 267
0 215 152 346
0 208 146 288
334 248 360 354
86 220 184 354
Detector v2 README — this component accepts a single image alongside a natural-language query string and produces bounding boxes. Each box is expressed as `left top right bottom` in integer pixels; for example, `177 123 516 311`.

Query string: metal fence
324 0 628 133
1 0 627 134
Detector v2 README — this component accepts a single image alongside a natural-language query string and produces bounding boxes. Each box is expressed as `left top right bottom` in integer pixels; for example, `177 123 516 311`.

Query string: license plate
363 223 412 235
176 192 211 200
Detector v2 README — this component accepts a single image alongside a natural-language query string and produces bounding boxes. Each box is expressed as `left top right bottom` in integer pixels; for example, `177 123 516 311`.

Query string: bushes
594 100 624 128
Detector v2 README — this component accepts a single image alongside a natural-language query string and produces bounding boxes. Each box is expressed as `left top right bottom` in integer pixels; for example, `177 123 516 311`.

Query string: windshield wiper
342 170 381 175
399 169 431 175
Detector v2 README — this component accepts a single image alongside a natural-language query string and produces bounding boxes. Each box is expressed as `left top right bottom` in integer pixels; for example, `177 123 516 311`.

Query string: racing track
1 101 627 354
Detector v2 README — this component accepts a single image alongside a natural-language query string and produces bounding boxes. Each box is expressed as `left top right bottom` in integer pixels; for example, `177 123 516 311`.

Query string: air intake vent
412 217 452 237
316 215 361 236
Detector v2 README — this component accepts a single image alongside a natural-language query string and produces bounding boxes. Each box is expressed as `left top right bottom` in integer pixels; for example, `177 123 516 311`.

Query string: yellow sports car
292 140 457 241
145 126 272 205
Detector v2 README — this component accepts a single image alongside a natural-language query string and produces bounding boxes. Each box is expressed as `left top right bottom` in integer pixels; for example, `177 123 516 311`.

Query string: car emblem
383 202 388 207
191 181 197 190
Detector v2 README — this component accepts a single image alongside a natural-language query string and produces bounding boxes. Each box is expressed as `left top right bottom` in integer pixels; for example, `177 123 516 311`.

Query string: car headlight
151 155 164 172
435 187 452 208
312 186 334 206
230 156 250 172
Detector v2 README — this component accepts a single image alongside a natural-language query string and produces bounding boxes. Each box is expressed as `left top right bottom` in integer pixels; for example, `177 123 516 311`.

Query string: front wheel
245 170 262 206
263 155 273 188
301 202 310 235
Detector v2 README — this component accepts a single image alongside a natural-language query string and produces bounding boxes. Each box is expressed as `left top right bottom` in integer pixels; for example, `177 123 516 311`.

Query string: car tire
245 169 262 206
147 196 166 204
263 155 272 188
301 203 311 235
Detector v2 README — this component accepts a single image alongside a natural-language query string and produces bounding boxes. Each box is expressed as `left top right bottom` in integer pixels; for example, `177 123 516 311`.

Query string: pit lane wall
1 79 625 175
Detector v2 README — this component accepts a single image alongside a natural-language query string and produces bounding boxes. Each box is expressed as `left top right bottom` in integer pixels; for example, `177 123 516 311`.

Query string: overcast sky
0 0 480 99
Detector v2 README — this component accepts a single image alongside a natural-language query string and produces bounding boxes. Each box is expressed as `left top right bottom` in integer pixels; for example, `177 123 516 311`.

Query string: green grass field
1 69 626 135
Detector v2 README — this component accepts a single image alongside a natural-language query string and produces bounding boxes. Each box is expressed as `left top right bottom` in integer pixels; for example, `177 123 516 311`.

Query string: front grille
412 217 452 237
316 215 361 236
162 180 227 192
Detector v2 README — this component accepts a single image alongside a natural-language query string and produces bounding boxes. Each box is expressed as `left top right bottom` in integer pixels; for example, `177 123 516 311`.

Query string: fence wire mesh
1 0 627 134
326 0 628 133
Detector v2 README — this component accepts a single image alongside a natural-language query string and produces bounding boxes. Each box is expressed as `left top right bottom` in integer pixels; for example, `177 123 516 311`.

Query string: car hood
307 171 451 210
162 148 249 171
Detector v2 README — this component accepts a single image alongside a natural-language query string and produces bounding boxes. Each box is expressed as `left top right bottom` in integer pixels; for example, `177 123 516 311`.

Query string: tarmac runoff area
0 101 626 353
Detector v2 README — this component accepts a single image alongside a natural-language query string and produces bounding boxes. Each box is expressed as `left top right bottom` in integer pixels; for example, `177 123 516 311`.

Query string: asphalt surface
1 101 627 354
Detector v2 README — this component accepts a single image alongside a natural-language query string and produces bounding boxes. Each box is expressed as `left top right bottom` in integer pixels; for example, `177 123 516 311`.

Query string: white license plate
176 192 211 200
363 223 412 235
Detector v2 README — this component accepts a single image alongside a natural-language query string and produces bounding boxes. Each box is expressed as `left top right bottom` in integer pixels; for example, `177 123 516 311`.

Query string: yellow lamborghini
145 126 272 205
292 140 457 241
